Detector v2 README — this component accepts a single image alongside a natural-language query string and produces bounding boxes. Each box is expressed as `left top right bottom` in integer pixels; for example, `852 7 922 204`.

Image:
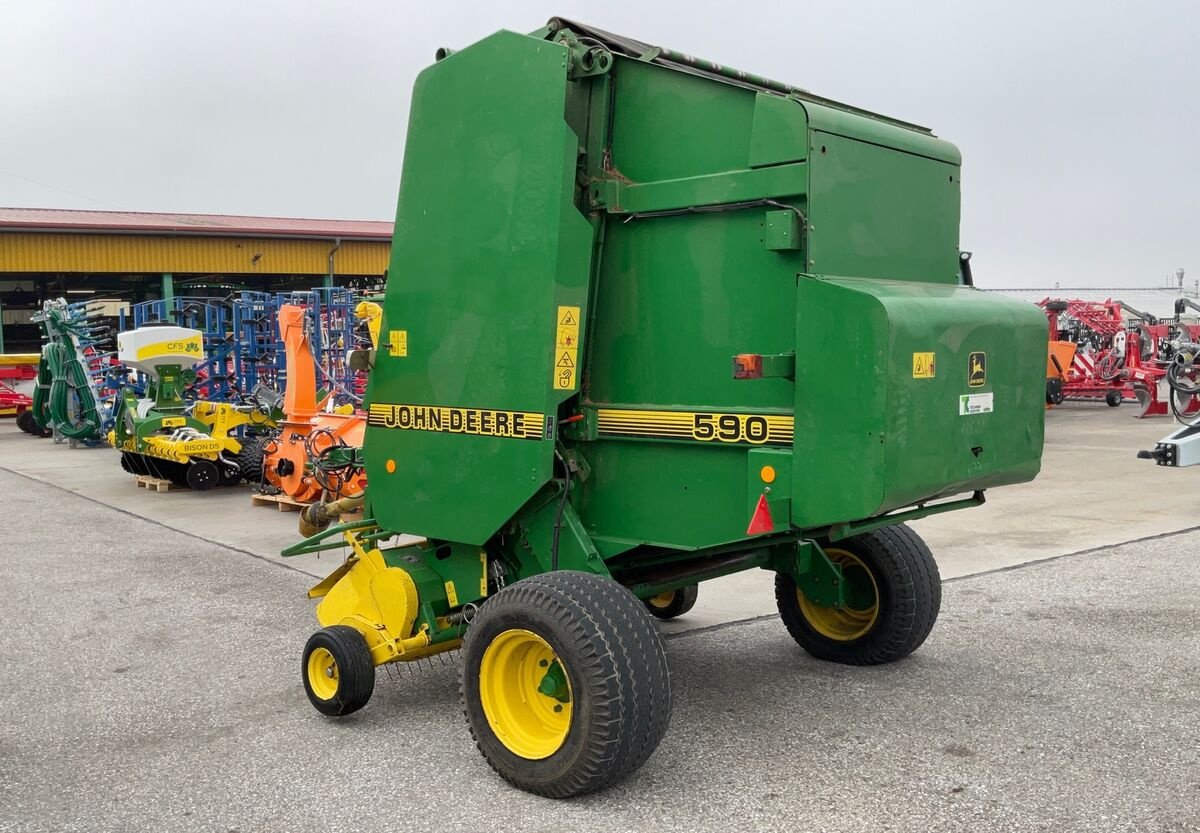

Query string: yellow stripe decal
367 403 546 441
596 408 793 445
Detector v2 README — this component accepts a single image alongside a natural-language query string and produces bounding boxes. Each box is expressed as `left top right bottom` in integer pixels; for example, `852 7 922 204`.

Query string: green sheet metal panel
792 276 1046 528
363 30 594 545
806 128 961 283
607 59 757 182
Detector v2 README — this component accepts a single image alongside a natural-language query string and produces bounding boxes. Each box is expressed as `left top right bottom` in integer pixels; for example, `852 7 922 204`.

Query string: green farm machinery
109 325 278 489
286 19 1048 796
22 298 118 441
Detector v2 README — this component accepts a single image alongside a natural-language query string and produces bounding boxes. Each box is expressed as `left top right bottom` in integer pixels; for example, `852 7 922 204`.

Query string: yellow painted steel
354 301 383 348
478 629 573 760
307 528 459 666
647 591 676 609
797 547 880 641
0 233 389 276
306 647 340 701
0 354 40 366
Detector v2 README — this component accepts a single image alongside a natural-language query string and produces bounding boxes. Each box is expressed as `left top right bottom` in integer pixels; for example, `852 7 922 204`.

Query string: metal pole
162 272 174 304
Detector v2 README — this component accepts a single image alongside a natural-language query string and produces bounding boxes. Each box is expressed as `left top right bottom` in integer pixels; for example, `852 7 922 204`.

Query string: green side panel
364 30 594 545
807 129 961 283
748 93 809 168
580 443 754 550
792 277 1046 527
585 209 802 409
608 58 756 182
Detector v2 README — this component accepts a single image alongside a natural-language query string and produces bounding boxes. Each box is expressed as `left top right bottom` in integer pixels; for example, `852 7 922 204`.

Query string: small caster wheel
1105 390 1123 407
302 625 375 717
644 584 699 620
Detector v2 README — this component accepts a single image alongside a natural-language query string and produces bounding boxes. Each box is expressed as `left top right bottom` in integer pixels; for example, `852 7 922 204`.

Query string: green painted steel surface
792 277 1045 527
355 21 1046 608
363 31 593 545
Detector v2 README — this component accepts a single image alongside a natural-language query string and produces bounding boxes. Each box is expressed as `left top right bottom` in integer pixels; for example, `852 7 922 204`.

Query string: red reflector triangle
746 494 774 535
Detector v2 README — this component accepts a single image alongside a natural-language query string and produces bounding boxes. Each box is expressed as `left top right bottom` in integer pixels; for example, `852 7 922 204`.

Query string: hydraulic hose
45 341 103 439
1167 342 1200 425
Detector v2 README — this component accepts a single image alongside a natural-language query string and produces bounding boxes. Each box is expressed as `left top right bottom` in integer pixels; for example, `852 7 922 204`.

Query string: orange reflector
385 459 396 473
746 493 774 535
760 465 776 484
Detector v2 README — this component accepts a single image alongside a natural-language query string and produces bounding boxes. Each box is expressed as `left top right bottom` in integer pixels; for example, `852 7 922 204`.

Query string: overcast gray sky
2 0 1196 287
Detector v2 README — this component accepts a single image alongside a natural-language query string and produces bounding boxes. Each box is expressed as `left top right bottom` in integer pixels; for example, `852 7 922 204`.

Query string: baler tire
775 523 941 665
460 570 672 798
302 625 375 717
644 584 699 620
1105 390 1123 407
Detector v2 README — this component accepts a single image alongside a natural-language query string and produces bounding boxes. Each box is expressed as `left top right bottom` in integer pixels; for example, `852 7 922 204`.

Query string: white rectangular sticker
959 392 994 415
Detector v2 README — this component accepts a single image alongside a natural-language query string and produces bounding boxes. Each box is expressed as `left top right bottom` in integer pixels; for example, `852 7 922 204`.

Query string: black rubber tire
302 625 375 717
218 464 243 487
1044 300 1069 313
461 571 672 798
185 460 219 491
775 524 941 665
16 409 37 434
234 435 268 482
1105 390 1123 407
644 584 699 620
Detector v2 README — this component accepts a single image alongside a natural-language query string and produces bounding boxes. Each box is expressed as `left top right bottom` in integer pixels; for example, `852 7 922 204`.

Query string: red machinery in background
1039 297 1200 418
0 354 38 419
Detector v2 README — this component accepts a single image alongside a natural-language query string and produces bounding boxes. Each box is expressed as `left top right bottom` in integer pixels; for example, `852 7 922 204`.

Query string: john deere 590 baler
287 18 1047 796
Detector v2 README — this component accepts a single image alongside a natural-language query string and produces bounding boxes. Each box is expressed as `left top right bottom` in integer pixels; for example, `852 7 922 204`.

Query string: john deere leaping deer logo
968 352 986 387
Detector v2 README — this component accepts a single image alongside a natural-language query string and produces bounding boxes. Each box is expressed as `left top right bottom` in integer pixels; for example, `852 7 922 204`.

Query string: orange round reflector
760 465 776 484
385 459 397 474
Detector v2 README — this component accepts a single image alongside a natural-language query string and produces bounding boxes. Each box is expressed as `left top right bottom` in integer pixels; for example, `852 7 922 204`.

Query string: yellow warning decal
596 409 793 445
388 330 408 357
480 550 489 598
553 305 580 391
912 352 935 378
367 403 546 440
444 580 459 608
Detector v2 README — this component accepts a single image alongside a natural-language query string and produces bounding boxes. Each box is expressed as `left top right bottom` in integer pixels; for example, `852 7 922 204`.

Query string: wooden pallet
251 491 307 512
135 475 182 493
251 491 364 523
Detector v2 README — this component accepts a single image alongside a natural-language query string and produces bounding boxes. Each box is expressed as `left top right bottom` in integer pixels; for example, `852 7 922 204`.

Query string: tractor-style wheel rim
798 548 880 641
307 647 339 700
478 629 573 760
647 591 676 610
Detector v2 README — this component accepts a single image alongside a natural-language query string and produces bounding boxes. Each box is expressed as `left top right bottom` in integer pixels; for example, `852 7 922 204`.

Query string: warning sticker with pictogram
552 305 580 390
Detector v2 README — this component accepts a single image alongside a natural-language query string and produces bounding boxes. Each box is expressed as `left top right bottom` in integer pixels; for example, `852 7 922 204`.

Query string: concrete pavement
1 468 1196 832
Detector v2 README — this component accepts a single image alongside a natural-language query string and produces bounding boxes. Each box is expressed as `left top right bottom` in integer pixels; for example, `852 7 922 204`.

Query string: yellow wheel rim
647 590 676 609
798 547 880 641
478 628 573 760
307 646 339 700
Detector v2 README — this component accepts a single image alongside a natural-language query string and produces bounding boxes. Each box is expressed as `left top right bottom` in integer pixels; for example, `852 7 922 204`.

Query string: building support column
161 273 174 305
0 291 5 352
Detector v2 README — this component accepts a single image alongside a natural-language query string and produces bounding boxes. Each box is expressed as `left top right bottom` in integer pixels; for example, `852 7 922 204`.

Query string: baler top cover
362 19 1047 549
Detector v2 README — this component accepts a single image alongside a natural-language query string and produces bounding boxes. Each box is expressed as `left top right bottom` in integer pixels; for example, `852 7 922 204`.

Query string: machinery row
1042 295 1200 418
13 291 378 497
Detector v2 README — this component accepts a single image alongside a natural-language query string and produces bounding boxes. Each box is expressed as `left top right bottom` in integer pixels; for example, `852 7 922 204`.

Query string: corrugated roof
0 207 393 240
986 287 1200 320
